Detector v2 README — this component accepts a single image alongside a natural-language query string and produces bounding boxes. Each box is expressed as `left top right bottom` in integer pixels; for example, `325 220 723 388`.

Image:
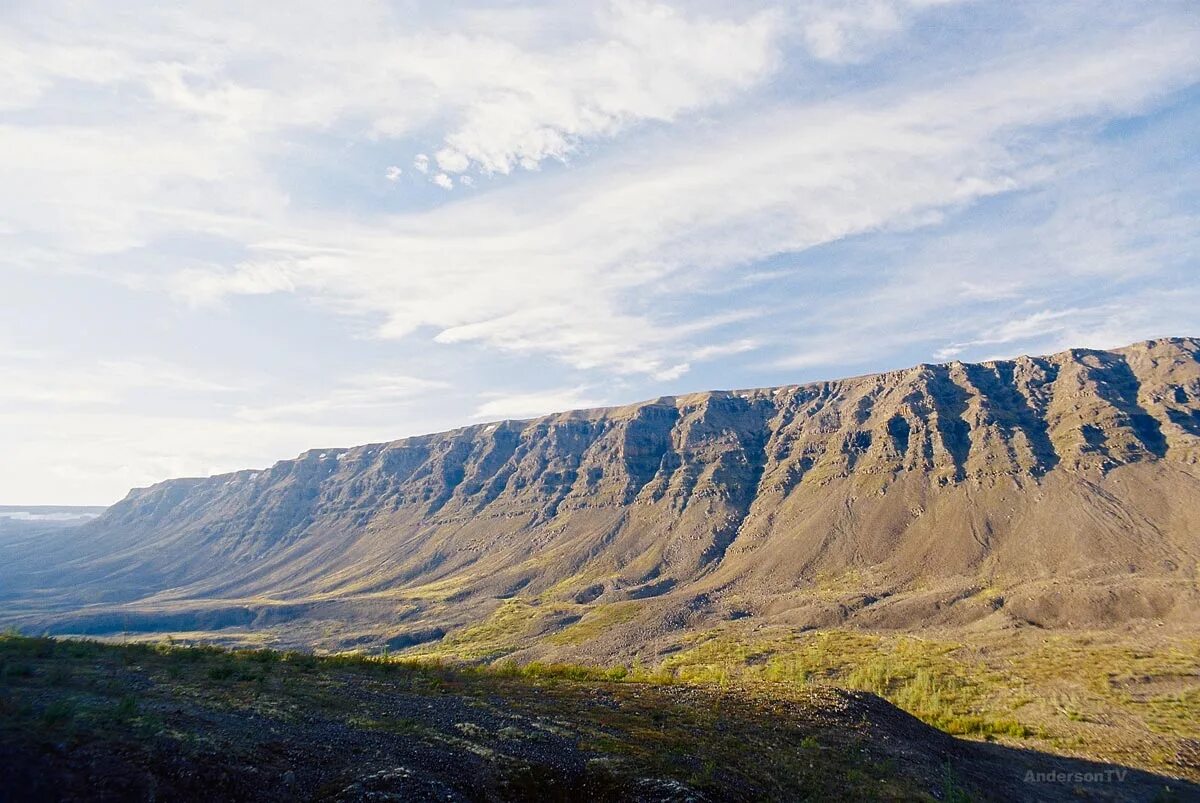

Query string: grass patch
426 599 546 660
648 625 1200 771
545 602 641 646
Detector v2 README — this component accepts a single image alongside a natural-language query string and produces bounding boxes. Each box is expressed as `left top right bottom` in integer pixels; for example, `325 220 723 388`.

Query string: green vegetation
545 601 641 646
431 598 546 660
641 625 1200 776
5 624 1197 797
0 632 980 801
365 599 1200 778
649 629 1033 737
412 596 648 660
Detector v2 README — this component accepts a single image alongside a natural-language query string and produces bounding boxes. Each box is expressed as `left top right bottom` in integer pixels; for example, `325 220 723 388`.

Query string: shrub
1 662 33 680
114 696 139 720
42 698 76 726
207 663 235 681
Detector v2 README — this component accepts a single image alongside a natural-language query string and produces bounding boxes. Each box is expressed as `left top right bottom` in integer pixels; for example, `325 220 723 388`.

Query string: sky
2 0 1199 505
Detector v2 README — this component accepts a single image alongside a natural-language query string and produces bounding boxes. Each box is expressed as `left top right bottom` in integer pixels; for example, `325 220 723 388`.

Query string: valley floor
0 634 1196 802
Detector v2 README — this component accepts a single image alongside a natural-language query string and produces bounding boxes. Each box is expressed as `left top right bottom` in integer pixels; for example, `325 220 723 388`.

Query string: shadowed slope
3 338 1199 643
2 634 1197 803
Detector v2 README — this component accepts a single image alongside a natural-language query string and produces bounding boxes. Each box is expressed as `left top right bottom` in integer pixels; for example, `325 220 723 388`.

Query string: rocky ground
1 634 1196 802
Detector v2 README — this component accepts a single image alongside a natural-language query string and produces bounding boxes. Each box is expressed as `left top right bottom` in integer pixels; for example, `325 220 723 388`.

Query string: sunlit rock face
4 338 1199 645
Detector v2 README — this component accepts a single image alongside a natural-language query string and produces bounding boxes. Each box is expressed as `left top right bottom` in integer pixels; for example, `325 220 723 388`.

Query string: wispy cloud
473 387 607 420
1 0 1198 503
0 357 235 408
796 0 966 63
235 374 449 423
169 12 1200 376
421 1 782 176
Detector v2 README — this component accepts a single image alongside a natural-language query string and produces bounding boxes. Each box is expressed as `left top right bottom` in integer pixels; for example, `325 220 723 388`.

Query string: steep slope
4 338 1199 649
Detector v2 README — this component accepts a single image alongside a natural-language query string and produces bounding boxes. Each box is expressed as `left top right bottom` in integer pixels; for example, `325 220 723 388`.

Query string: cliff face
5 338 1200 645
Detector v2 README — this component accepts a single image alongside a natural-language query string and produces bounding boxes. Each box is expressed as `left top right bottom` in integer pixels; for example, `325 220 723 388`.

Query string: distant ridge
0 505 106 540
3 337 1199 655
0 505 107 519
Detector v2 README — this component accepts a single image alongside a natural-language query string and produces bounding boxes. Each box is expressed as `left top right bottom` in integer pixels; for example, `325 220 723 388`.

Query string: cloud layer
2 0 1198 503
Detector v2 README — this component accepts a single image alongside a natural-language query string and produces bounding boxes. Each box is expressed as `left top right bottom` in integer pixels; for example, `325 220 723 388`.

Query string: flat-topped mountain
4 338 1199 653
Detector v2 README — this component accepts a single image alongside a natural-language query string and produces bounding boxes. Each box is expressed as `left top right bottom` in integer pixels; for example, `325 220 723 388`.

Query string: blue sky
2 0 1198 505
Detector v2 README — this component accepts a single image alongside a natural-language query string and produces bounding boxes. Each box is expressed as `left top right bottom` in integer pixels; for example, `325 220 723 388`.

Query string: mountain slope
4 337 1200 649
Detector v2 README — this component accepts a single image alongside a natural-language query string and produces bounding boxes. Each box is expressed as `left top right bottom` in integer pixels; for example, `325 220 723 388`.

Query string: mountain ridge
114 335 1200 488
3 337 1199 655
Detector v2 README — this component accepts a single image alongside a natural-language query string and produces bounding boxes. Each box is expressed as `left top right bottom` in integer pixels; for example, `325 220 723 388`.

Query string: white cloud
932 346 964 361
173 14 1200 379
171 262 297 306
435 148 471 174
0 408 414 505
763 132 1200 373
929 291 1200 366
2 0 1199 504
235 373 449 422
385 165 403 181
473 387 606 420
0 122 280 257
422 1 782 175
798 0 964 63
0 357 234 408
432 173 454 190
936 308 1088 355
689 339 761 361
773 339 884 371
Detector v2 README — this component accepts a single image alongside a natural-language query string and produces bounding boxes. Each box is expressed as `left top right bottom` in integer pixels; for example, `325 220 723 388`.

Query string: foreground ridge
2 634 1195 802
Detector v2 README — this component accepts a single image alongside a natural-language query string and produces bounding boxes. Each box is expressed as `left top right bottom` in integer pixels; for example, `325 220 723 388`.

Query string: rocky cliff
5 338 1199 651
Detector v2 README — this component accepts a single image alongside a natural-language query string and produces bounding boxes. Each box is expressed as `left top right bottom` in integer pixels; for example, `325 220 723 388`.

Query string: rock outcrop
4 338 1199 646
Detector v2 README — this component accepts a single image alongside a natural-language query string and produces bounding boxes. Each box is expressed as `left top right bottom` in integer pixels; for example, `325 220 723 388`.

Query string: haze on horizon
2 0 1199 506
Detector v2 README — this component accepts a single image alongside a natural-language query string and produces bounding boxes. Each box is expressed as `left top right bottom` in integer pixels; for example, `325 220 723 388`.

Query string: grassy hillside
406 606 1200 782
1 633 1196 802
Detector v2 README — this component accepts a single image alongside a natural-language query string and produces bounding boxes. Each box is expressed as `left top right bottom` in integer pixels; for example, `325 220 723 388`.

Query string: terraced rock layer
4 338 1199 651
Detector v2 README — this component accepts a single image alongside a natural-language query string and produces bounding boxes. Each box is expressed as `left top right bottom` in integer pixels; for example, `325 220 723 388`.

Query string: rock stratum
4 338 1200 655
